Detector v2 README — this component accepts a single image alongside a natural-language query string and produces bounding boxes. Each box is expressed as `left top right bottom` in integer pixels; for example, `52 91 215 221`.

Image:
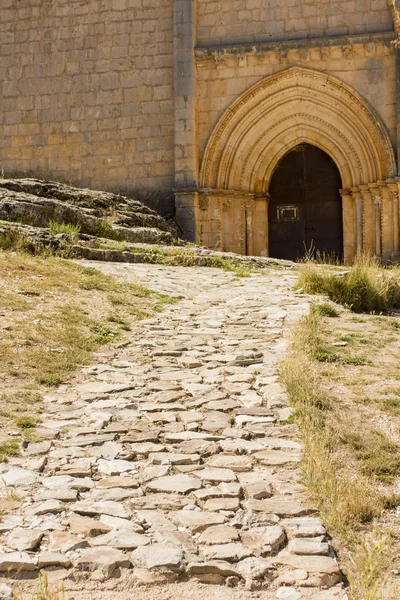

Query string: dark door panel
268 144 343 261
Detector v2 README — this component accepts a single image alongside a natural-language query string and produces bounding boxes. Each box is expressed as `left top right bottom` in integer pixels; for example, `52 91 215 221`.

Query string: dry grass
0 249 172 452
297 256 400 313
282 306 400 599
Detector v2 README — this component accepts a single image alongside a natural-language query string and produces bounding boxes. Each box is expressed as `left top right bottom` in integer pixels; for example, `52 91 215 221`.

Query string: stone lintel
195 31 395 64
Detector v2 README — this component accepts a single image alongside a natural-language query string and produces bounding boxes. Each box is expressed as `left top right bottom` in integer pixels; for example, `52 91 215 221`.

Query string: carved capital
387 0 400 45
198 196 209 211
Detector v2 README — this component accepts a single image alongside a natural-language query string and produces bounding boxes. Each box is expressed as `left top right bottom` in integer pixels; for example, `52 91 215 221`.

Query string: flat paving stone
146 474 202 494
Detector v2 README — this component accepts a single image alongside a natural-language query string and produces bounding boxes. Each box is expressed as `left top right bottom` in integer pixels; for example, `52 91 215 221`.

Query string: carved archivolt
199 67 396 192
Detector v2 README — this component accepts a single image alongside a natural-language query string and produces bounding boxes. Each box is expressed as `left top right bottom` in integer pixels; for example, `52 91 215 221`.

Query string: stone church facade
2 0 400 261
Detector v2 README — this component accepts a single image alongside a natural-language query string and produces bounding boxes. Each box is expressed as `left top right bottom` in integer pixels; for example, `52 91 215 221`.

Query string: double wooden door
268 144 343 261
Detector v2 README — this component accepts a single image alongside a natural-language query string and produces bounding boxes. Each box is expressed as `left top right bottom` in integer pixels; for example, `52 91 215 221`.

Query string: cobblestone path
0 264 347 600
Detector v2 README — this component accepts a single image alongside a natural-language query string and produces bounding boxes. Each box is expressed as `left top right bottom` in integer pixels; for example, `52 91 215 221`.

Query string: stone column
378 181 394 261
388 181 400 256
173 0 198 188
254 193 269 257
369 183 382 258
359 184 375 255
340 189 356 264
175 191 199 243
244 199 254 256
350 187 363 255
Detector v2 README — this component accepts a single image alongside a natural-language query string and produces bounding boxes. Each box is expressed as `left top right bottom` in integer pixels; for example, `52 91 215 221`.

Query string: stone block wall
197 0 393 46
0 0 175 213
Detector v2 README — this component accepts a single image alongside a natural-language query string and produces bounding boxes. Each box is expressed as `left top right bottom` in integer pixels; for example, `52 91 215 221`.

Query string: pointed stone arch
200 66 396 191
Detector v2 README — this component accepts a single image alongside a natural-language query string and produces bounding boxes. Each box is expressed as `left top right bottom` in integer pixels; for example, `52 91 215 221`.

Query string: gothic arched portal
196 67 396 262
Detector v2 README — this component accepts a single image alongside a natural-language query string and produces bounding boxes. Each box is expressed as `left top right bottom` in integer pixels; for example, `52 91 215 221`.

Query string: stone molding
200 67 396 192
195 31 395 67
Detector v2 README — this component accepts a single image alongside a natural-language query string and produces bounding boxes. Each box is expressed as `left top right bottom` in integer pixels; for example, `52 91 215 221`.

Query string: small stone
69 514 112 537
187 561 240 577
174 440 219 455
201 543 252 562
244 481 273 499
7 528 43 552
193 482 241 500
130 442 166 455
288 538 330 556
25 500 65 517
91 530 150 549
148 453 200 465
70 500 130 519
198 525 239 545
89 442 124 460
0 466 39 489
0 516 24 532
241 526 286 555
43 475 94 491
35 488 77 503
131 493 190 511
276 587 302 600
221 439 264 454
0 582 13 598
193 468 236 483
62 434 116 447
37 553 72 569
246 497 315 517
95 476 140 489
165 432 219 443
77 547 131 578
260 438 301 451
273 552 341 587
172 510 225 533
154 529 197 553
23 441 52 456
97 459 136 476
253 450 301 465
236 556 272 582
203 497 239 512
48 531 89 553
135 510 175 532
91 487 142 502
0 552 35 572
206 455 252 472
282 517 326 538
131 544 183 570
146 474 202 494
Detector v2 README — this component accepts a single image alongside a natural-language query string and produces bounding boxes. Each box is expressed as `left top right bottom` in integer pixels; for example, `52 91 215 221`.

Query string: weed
15 415 40 429
108 314 131 330
310 302 339 318
0 440 19 462
297 256 400 313
48 221 81 238
90 324 118 344
0 479 20 501
96 219 119 240
36 572 65 600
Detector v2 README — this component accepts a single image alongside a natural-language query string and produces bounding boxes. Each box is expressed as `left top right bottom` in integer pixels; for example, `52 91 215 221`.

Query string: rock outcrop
0 178 177 245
